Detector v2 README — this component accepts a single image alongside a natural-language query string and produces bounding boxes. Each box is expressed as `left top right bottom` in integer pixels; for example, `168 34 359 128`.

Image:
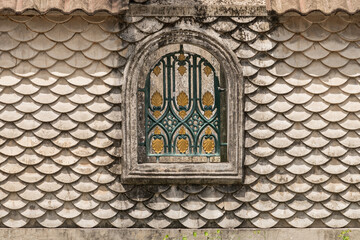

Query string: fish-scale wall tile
0 14 136 228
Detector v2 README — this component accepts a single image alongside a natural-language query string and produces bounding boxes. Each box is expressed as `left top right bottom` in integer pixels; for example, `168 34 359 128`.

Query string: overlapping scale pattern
1 12 360 229
239 13 360 228
0 15 126 228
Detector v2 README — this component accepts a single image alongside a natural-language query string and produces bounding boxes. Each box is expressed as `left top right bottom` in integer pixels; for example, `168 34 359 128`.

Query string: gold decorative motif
178 65 187 76
153 66 161 76
153 111 161 118
202 91 214 106
152 127 163 154
204 110 212 118
204 66 212 76
202 91 214 118
203 127 214 153
205 127 212 135
177 91 189 119
179 126 186 135
151 91 163 119
203 138 215 154
154 126 161 135
151 91 162 107
177 126 188 153
177 91 189 106
178 54 186 61
177 139 188 153
152 139 164 153
179 110 187 119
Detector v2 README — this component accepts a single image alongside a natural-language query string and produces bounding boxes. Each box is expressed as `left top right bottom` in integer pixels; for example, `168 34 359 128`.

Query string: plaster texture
0 228 354 240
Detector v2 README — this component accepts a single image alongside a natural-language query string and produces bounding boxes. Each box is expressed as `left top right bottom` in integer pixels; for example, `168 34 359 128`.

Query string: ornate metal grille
144 46 221 160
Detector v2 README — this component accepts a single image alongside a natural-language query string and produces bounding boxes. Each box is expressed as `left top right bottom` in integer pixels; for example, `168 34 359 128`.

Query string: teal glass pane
145 46 221 160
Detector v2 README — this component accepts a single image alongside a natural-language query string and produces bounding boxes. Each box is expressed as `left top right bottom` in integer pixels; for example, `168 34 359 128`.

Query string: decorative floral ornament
202 91 214 118
153 66 161 76
177 91 189 119
151 91 162 118
204 65 212 76
152 126 164 154
177 126 189 153
203 127 215 154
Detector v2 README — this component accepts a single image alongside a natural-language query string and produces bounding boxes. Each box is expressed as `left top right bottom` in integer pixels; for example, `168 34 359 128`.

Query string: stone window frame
122 26 244 184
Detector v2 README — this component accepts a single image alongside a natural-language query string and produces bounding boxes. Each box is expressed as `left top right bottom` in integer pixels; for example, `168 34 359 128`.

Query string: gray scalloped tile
18 167 44 184
303 168 330 184
91 203 117 219
19 202 45 219
127 202 152 219
270 203 296 219
284 70 312 86
73 194 99 211
55 185 81 202
342 203 360 219
179 212 207 229
301 24 331 41
63 16 89 33
162 186 189 203
231 28 257 42
234 203 259 219
44 24 74 42
216 212 243 228
73 211 100 228
181 195 206 211
323 195 350 211
321 158 349 175
198 203 224 220
306 203 332 219
211 19 237 32
18 185 45 201
56 202 81 219
163 203 189 220
286 212 314 228
268 186 296 202
146 212 172 229
89 168 115 184
37 193 63 210
45 15 72 24
236 43 257 58
339 42 360 58
322 213 350 228
287 194 313 211
64 34 92 51
2 211 29 227
145 194 170 211
251 213 279 228
282 17 312 33
109 212 135 228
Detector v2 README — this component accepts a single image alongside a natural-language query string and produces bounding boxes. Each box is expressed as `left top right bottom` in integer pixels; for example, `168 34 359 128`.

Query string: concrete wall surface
0 228 356 240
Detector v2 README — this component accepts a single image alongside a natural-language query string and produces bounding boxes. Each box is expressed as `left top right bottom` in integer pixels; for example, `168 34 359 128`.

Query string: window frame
122 28 244 184
143 46 223 161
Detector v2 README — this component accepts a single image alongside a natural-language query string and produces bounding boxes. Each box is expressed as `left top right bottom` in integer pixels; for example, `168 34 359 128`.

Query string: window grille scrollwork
145 46 221 160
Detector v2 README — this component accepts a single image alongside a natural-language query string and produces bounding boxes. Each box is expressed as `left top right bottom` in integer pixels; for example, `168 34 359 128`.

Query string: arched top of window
144 45 226 162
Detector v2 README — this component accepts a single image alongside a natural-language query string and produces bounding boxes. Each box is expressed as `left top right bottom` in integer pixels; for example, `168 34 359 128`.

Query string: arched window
123 30 243 184
143 45 226 163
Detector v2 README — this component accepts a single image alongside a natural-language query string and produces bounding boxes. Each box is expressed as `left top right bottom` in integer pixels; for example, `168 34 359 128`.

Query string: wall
0 12 358 229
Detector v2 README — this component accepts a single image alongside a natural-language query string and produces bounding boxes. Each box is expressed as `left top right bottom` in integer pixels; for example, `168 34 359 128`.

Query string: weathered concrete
0 228 356 240
127 4 268 16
